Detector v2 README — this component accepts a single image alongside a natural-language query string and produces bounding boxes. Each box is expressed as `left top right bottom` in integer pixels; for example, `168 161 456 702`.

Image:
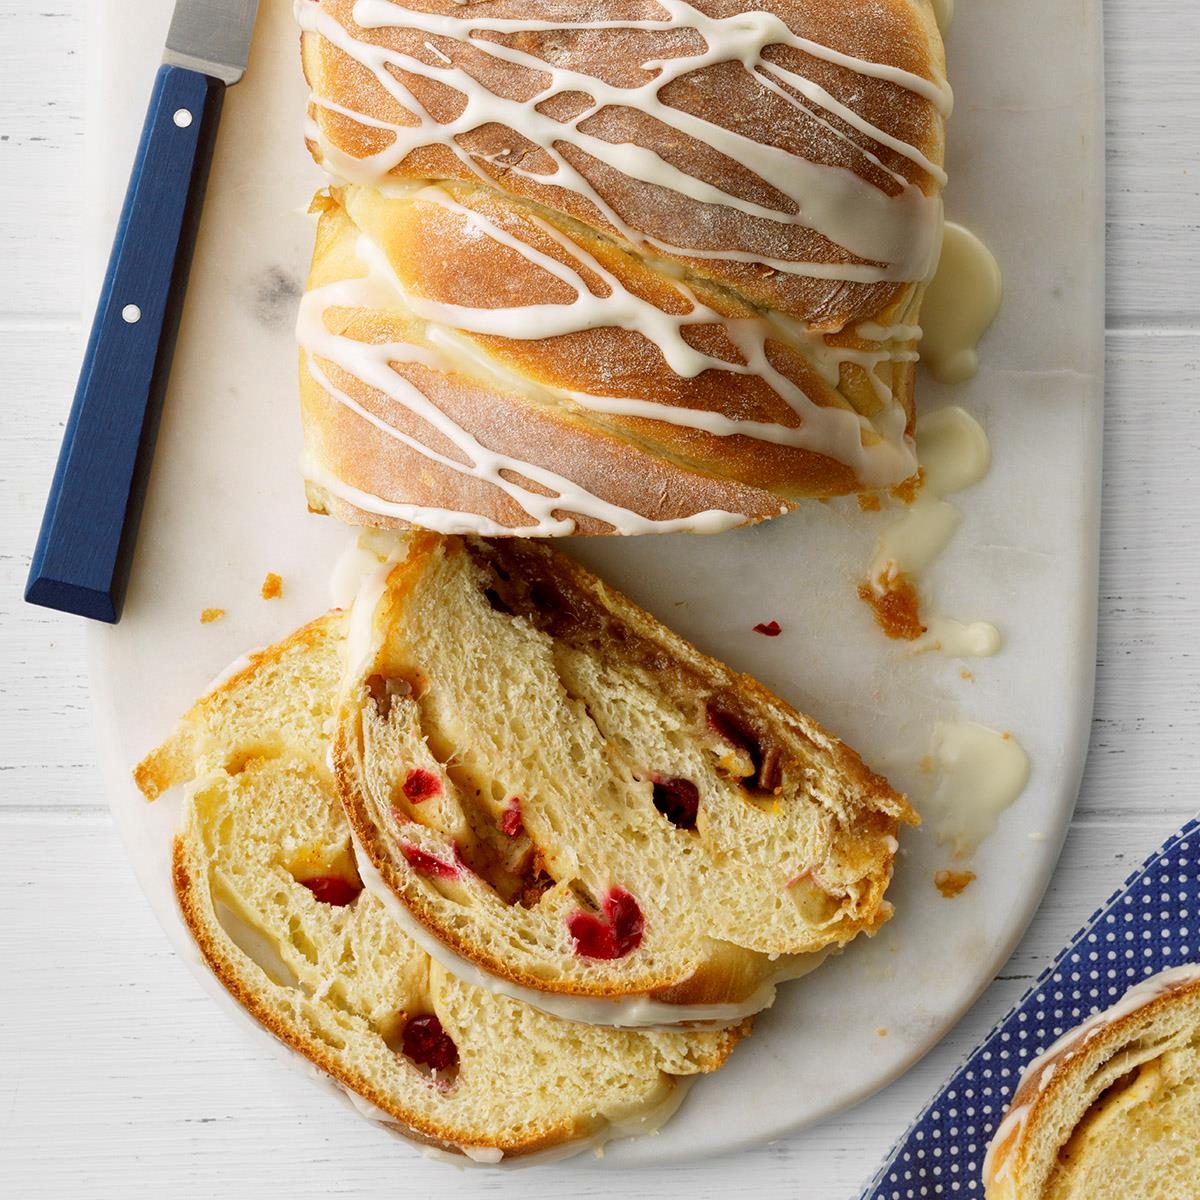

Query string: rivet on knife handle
26 64 225 622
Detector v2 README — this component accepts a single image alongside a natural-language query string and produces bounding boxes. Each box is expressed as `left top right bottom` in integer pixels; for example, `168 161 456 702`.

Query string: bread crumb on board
889 468 925 505
858 573 927 641
261 572 283 600
200 608 226 625
935 869 977 899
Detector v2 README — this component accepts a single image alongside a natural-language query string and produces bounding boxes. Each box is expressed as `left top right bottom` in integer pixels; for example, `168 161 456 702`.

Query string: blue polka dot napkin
862 816 1200 1199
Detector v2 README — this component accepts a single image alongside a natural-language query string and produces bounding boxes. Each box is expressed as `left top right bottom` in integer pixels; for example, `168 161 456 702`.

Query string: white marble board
84 0 1104 1167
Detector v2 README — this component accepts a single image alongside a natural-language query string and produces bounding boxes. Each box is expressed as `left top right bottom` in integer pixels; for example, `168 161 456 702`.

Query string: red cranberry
567 887 644 960
652 777 699 830
401 1015 459 1072
753 620 782 637
399 843 460 880
299 876 361 907
499 798 524 837
402 768 441 804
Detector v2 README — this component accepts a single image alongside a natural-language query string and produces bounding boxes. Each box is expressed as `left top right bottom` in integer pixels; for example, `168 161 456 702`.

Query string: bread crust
983 971 1200 1199
301 0 946 326
296 1 946 530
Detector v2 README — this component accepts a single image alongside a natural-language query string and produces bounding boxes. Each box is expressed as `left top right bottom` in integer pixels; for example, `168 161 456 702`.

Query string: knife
25 0 261 623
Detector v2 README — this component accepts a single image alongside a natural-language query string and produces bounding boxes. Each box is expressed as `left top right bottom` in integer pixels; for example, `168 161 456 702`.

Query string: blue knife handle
26 65 225 623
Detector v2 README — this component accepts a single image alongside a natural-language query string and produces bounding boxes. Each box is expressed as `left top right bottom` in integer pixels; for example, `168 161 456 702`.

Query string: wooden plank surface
3 1 1199 1195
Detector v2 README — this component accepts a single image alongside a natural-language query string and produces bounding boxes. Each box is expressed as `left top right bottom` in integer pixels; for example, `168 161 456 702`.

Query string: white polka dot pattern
861 819 1200 1198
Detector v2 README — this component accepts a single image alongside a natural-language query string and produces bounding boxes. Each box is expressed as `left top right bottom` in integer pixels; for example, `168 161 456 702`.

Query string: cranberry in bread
135 614 743 1161
334 533 914 1026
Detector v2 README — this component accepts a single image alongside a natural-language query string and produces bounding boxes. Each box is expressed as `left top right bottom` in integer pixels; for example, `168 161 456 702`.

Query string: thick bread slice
335 534 914 1025
135 614 743 1161
984 965 1200 1199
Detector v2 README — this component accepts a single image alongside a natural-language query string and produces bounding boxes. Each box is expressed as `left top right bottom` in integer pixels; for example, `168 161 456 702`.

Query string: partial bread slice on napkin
335 534 914 1026
984 965 1200 1199
134 614 743 1161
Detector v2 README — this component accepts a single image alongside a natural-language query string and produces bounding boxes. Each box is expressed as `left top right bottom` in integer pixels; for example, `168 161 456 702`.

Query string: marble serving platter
84 0 1104 1167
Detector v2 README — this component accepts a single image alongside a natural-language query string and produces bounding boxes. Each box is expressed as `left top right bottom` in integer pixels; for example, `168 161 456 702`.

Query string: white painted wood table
2 3 1198 1195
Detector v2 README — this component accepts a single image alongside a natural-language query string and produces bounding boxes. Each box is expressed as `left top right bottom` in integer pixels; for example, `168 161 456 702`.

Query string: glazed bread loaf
296 0 949 534
983 965 1200 1199
134 614 743 1161
334 533 914 1025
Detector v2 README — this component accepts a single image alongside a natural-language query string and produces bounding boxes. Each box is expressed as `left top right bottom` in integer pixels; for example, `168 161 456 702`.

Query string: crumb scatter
858 573 926 641
935 869 976 899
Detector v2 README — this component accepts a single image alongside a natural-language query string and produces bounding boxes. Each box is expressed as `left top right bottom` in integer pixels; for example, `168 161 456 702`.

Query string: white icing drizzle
865 405 1000 658
297 195 923 532
909 614 1000 658
984 964 1200 1184
299 268 749 536
921 222 1002 385
923 721 1030 857
294 2 952 528
329 527 409 609
296 0 950 282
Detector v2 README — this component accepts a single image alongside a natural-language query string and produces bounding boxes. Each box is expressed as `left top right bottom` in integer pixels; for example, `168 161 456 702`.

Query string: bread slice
334 533 914 1026
984 965 1200 1199
134 614 743 1161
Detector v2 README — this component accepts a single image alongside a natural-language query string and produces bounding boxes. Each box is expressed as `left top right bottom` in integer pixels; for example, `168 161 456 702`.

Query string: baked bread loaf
134 613 743 1161
983 965 1200 1199
334 533 914 1025
295 0 950 535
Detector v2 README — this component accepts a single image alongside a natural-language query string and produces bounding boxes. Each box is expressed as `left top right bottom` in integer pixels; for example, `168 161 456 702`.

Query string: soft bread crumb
200 608 226 624
337 534 912 1004
261 573 283 600
137 613 741 1157
934 869 976 898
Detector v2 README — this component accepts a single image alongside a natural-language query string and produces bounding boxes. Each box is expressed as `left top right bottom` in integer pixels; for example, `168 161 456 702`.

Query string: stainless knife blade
164 0 261 85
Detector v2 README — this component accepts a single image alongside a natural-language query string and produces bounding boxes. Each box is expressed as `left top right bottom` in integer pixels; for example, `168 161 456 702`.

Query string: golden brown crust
301 0 946 327
297 2 943 529
984 975 1200 1198
300 338 793 534
300 190 917 533
342 182 916 491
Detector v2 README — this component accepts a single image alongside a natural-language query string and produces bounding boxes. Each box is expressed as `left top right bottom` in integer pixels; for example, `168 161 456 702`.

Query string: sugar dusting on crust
293 0 949 533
